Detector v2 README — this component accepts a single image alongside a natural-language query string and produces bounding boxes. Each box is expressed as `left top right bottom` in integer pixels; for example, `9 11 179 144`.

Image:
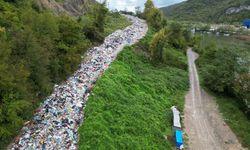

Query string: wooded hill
161 0 250 23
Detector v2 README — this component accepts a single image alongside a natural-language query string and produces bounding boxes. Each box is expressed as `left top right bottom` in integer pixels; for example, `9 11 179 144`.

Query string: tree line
138 0 196 70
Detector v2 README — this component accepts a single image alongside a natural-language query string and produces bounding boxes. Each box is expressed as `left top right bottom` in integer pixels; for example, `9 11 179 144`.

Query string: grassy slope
78 44 189 149
215 95 250 148
197 34 250 148
104 13 131 36
161 0 250 23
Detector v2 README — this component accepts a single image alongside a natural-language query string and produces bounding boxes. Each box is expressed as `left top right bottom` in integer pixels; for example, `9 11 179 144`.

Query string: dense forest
161 0 250 23
0 0 130 147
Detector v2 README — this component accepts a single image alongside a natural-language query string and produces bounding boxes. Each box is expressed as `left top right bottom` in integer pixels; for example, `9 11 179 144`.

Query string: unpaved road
184 49 245 150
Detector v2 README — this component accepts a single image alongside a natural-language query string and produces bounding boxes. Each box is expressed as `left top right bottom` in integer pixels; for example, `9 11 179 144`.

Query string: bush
104 12 131 36
162 47 187 70
135 28 156 52
167 22 187 50
149 28 168 62
81 2 108 42
143 0 166 30
199 47 237 92
148 25 189 69
197 35 250 114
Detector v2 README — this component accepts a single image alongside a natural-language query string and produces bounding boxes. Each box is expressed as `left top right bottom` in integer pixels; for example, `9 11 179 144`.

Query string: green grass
78 46 189 149
214 95 250 148
104 13 131 36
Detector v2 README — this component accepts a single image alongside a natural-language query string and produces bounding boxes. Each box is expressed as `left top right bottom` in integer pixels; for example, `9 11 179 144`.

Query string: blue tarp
175 130 184 149
243 20 250 28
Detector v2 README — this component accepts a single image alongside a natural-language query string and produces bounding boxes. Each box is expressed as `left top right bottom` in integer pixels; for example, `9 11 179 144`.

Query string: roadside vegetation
104 12 131 36
0 0 129 147
215 95 250 148
78 41 189 150
195 34 250 148
78 0 196 149
142 0 193 67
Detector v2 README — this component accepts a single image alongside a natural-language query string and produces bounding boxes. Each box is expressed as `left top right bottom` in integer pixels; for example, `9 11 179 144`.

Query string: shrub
197 37 250 114
162 47 187 70
149 28 168 62
143 0 166 30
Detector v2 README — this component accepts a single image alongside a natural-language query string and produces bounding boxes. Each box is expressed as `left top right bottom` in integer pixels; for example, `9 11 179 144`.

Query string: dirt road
184 48 245 150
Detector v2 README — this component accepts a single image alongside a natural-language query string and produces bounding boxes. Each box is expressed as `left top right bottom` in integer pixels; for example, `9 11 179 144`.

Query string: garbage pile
10 15 147 150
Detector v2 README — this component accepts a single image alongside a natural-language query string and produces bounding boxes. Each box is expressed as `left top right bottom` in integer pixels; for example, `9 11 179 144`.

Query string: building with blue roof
243 19 250 28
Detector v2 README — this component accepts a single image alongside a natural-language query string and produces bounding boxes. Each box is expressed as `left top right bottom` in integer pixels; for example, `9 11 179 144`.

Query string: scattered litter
10 15 147 150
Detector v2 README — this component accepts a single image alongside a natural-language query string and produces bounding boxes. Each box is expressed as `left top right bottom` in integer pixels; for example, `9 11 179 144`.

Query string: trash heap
10 15 147 150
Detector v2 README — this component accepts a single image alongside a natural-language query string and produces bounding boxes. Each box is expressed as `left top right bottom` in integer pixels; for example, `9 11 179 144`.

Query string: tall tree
0 27 12 94
82 2 108 41
143 0 166 30
144 0 154 19
149 28 168 62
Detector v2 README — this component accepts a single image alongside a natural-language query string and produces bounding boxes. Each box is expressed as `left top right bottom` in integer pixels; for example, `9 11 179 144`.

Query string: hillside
78 40 189 149
36 0 95 16
161 0 250 23
0 0 130 149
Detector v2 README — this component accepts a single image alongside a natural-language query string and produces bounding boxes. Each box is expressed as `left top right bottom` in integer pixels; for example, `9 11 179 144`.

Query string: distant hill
160 0 250 23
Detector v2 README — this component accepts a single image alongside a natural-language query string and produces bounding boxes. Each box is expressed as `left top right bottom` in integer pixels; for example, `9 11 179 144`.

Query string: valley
0 0 249 149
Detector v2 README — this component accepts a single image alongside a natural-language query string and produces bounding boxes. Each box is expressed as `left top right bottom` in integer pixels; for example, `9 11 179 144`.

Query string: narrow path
10 15 148 150
184 48 245 150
